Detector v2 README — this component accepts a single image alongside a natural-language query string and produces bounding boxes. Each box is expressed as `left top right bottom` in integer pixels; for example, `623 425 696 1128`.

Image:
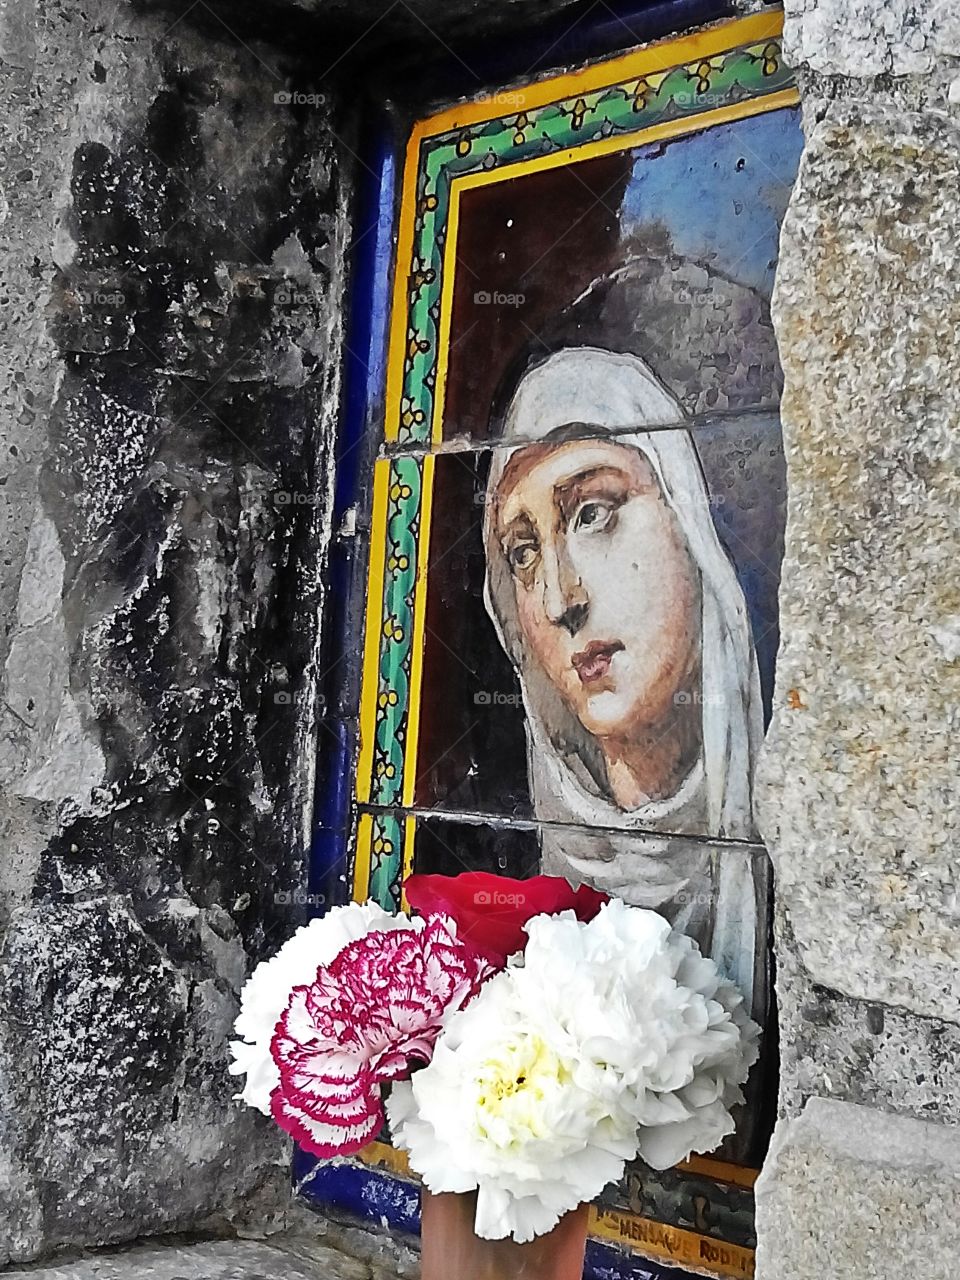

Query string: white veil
482 347 765 1009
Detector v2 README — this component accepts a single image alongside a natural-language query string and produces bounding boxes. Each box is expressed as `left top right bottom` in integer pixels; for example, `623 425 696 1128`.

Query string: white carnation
229 901 412 1113
517 899 759 1169
388 971 636 1243
388 899 759 1242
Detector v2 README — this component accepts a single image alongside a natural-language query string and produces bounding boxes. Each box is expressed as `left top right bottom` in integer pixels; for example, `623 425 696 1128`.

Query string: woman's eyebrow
499 510 537 543
554 464 633 512
552 465 611 497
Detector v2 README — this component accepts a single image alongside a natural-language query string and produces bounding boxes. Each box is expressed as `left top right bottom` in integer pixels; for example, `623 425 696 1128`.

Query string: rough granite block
783 0 958 76
756 102 960 1025
756 1097 960 1280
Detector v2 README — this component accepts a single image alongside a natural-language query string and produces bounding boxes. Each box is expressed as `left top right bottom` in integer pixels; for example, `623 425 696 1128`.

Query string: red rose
404 871 608 967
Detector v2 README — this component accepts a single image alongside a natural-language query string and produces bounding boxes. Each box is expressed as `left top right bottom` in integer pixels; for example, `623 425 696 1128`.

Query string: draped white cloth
482 347 765 1013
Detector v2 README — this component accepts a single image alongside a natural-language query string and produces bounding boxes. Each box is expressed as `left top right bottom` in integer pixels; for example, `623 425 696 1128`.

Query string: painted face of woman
494 438 701 745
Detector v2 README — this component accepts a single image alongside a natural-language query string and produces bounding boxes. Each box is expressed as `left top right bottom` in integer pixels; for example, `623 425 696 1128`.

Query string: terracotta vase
420 1190 588 1280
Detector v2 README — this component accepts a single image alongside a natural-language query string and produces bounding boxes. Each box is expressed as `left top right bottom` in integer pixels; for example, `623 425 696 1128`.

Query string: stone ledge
755 1097 960 1280
0 1236 411 1280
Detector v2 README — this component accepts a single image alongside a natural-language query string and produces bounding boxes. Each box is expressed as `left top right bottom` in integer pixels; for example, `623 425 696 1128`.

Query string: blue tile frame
308 108 397 916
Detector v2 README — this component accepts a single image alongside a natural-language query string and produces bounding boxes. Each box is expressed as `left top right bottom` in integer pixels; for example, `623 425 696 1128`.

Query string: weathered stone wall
0 0 349 1262
755 0 960 1274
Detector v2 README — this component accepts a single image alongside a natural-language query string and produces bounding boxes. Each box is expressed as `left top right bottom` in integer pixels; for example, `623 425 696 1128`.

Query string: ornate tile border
353 12 797 912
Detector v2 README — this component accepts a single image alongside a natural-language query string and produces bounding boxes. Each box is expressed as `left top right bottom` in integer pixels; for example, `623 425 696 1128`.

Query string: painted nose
542 546 588 636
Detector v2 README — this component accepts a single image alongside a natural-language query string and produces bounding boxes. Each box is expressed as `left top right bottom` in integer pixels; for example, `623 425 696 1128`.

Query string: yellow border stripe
428 160 465 444
357 460 391 805
679 1154 759 1190
359 1141 414 1177
401 451 435 805
352 813 374 902
399 814 417 911
382 125 424 447
447 88 798 201
591 1206 755 1278
357 1144 755 1279
406 11 784 142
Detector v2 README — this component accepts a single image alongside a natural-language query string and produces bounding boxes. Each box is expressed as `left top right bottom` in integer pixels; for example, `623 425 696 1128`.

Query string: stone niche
2 0 960 1274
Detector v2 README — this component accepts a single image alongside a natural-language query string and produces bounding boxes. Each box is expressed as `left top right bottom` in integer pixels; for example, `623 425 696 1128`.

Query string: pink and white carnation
388 899 759 1243
270 914 492 1157
229 901 413 1114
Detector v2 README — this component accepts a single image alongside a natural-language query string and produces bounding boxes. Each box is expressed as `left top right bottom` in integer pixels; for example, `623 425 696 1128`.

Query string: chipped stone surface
3 1239 371 1280
773 916 960 1125
783 0 957 76
0 0 347 1263
756 1098 960 1278
1 897 284 1252
0 1217 421 1280
756 103 960 1026
731 4 960 1276
278 1209 420 1280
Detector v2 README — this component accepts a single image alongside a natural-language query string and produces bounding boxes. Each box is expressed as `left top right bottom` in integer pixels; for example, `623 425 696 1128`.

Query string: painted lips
571 640 624 684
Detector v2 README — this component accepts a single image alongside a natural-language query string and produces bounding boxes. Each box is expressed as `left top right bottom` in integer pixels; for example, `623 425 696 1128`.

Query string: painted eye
510 542 539 571
574 500 613 532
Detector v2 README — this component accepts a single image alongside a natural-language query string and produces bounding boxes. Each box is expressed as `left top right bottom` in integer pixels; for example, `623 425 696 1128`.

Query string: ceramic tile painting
341 14 802 1276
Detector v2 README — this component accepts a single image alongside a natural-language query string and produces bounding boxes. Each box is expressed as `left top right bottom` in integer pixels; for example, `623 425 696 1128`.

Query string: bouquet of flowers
229 873 759 1245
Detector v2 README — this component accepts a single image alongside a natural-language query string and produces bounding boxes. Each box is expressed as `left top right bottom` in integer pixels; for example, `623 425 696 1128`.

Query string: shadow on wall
0 8 348 1263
